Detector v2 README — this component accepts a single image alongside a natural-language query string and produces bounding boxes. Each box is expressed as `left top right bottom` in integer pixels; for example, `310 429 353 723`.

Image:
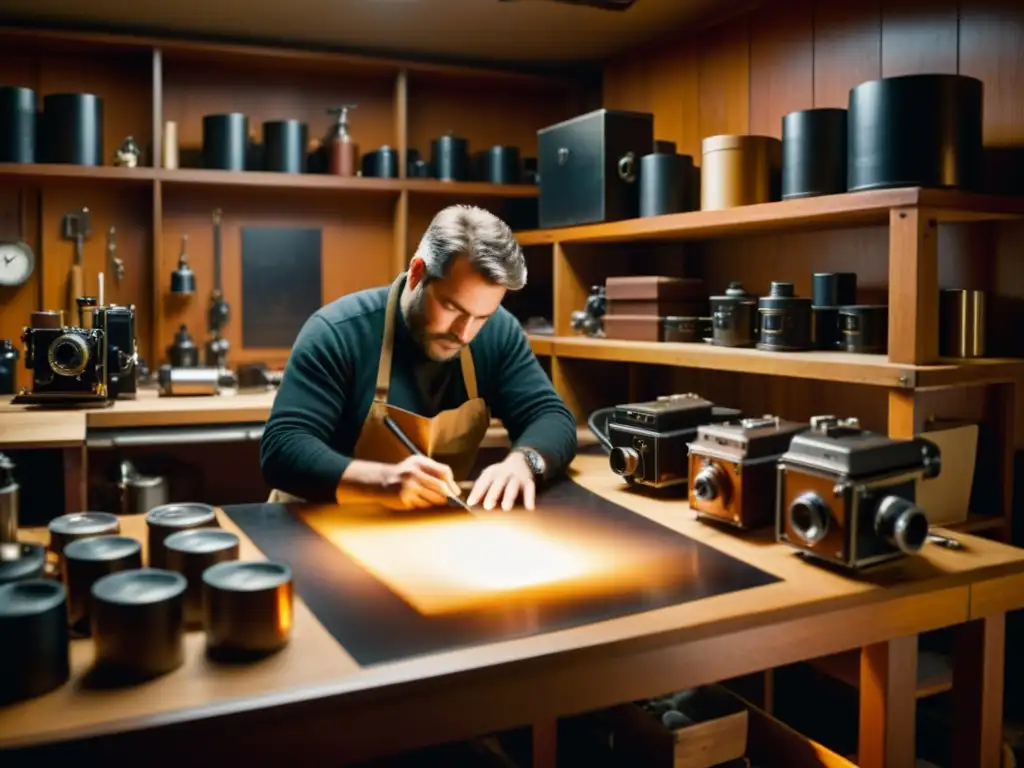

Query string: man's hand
380 455 461 510
467 451 536 511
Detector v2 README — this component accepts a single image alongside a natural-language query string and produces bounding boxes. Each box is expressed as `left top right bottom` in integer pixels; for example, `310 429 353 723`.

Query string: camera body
688 415 808 529
775 415 942 570
19 304 137 403
608 393 741 489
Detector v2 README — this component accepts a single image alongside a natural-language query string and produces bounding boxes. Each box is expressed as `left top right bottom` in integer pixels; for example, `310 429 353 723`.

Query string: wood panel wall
602 0 1024 446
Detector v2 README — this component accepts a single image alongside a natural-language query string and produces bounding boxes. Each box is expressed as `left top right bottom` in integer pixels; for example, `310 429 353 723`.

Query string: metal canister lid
702 134 782 154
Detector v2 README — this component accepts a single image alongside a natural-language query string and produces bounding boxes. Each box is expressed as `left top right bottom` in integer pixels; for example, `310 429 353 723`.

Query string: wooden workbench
2 451 1020 768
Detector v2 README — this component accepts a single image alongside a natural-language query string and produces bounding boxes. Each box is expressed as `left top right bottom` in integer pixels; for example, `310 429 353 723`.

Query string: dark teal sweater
260 278 577 502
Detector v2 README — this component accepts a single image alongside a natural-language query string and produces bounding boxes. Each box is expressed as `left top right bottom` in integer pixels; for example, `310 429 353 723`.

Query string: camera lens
609 447 640 479
874 495 929 553
47 334 90 377
692 464 728 503
788 492 830 545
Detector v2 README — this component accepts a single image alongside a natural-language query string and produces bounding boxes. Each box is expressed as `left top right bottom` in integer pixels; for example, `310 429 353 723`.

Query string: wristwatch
514 446 547 481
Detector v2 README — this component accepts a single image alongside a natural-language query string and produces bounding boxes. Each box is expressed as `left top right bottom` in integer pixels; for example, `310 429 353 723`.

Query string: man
261 204 577 511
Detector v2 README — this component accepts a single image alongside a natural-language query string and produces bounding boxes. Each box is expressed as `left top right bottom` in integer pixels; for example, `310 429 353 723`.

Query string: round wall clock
0 240 34 287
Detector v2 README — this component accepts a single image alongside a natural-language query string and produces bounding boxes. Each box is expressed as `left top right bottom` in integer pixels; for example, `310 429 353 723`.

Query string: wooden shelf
944 513 1007 535
514 187 1024 246
810 649 953 700
0 163 157 186
527 334 554 356
549 336 1024 390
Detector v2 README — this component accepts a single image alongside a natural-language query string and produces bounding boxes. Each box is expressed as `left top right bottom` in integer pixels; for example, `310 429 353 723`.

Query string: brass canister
700 135 782 210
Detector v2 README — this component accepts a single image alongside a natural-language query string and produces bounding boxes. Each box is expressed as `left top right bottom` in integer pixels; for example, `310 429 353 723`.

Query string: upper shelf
515 188 1024 247
0 164 538 198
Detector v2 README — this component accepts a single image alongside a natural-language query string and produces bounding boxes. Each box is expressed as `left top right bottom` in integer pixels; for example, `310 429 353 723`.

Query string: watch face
0 241 34 287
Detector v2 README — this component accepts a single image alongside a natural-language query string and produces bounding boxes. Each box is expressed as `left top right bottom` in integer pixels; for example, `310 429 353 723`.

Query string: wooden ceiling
0 0 752 66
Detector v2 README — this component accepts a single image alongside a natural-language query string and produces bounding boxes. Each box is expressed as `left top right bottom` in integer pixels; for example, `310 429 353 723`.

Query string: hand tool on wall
61 207 91 325
107 226 124 284
206 208 230 369
170 234 196 294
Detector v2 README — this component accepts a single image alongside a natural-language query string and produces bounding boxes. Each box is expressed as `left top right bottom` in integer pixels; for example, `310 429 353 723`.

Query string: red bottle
327 104 358 177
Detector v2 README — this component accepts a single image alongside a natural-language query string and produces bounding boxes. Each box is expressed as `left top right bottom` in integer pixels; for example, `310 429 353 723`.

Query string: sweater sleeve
486 314 578 479
260 314 353 502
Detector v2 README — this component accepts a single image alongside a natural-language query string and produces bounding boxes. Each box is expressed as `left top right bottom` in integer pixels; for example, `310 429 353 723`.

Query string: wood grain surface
4 450 1024 761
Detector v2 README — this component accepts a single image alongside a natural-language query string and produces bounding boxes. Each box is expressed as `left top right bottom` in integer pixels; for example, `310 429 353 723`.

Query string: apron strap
373 273 406 403
459 345 479 400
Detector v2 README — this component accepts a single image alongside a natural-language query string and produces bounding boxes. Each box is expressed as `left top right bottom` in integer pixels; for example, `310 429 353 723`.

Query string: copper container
700 135 781 211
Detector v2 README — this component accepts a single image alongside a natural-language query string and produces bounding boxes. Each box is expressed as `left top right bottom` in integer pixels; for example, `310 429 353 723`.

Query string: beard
406 286 463 361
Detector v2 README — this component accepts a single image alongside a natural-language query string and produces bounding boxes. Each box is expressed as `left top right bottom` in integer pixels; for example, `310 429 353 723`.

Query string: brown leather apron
268 274 491 504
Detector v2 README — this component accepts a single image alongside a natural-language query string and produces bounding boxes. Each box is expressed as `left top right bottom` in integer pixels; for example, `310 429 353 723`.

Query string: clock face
0 241 34 287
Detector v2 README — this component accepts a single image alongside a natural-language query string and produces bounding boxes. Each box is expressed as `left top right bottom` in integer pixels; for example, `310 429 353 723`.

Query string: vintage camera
688 415 808 530
606 393 741 489
17 299 137 404
776 415 942 570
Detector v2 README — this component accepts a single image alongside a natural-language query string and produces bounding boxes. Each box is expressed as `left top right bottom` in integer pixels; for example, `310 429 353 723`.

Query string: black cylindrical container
0 543 46 585
41 93 103 166
361 146 398 178
639 153 696 217
202 113 249 171
757 282 812 352
145 503 218 569
847 74 984 192
812 272 858 308
710 282 758 348
91 568 186 680
782 108 847 199
476 145 521 184
262 120 307 173
203 560 294 660
62 535 142 637
839 305 889 354
811 307 840 351
0 339 19 395
431 133 469 181
164 528 240 628
48 512 121 559
0 86 37 163
0 579 70 704
663 316 712 343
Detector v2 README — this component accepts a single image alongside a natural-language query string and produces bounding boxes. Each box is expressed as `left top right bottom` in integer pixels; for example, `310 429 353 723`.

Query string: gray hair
414 205 527 291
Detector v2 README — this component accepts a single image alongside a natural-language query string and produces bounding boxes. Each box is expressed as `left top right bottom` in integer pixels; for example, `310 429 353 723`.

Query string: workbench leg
858 635 918 768
62 445 86 513
952 614 1006 768
532 718 557 768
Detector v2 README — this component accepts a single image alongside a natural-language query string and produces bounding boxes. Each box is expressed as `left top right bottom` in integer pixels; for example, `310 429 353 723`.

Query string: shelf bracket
888 207 939 365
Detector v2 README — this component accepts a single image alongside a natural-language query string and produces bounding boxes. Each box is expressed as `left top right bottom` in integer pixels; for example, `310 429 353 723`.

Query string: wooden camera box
776 415 942 570
688 416 808 529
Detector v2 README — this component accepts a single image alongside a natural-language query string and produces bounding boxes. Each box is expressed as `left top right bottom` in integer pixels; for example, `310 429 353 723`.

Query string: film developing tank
757 282 811 351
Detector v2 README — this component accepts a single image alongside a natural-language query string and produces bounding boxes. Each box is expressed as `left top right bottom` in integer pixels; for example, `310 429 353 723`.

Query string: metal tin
847 74 984 192
0 542 46 585
838 305 889 354
164 528 240 628
709 282 758 348
663 316 712 343
939 288 986 358
476 145 521 184
145 503 218 569
40 93 103 166
0 579 70 704
48 511 120 558
203 560 294 660
700 135 781 211
361 145 398 178
91 568 187 679
0 86 36 163
639 152 696 217
782 108 847 199
62 535 142 637
202 113 249 171
431 133 469 181
811 306 840 351
262 120 308 173
812 272 858 307
757 282 812 352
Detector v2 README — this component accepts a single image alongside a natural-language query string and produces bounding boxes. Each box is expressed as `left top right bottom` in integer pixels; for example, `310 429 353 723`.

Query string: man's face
406 254 506 361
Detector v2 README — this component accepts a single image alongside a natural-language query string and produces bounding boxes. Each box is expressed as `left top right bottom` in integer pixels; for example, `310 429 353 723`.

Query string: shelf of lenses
0 463 295 706
588 394 988 572
554 274 1018 390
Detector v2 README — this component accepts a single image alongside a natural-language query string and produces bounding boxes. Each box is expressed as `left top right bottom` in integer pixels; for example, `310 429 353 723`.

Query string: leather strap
373 272 480 403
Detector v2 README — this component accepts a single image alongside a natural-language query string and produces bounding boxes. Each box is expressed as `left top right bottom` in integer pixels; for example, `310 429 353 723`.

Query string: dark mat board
223 478 780 667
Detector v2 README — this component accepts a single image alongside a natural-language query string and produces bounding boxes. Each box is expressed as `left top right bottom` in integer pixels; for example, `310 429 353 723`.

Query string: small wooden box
606 276 708 317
